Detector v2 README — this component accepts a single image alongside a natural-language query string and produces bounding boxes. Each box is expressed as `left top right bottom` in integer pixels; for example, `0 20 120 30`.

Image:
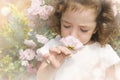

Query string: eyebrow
61 19 71 24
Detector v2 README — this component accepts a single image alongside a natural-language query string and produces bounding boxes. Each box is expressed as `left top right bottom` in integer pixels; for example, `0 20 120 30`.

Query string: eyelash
80 29 88 32
63 25 71 28
63 25 88 32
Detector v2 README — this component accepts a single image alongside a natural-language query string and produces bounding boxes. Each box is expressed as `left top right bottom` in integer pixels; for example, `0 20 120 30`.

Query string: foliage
0 0 55 79
0 4 30 79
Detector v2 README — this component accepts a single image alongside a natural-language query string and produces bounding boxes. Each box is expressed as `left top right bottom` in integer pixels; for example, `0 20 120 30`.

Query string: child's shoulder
90 42 116 51
91 42 120 68
91 42 119 59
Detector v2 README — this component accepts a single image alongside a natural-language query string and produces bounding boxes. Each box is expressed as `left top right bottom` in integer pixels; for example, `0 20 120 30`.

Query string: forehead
61 8 97 27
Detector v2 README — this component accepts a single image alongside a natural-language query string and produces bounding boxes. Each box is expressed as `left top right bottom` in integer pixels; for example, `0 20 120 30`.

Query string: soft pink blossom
24 39 36 49
60 36 84 50
27 64 37 74
27 0 53 20
28 0 45 15
27 6 40 15
19 49 36 61
36 34 49 44
19 49 26 60
39 5 54 20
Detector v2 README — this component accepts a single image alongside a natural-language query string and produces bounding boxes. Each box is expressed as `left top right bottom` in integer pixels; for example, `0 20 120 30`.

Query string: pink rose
60 36 84 51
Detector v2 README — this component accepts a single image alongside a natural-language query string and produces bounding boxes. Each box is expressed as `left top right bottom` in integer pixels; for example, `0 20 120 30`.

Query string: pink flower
28 0 45 15
60 36 84 50
27 64 37 74
39 5 54 20
27 0 53 20
27 6 40 15
24 39 36 49
19 49 25 60
19 49 36 61
36 34 49 44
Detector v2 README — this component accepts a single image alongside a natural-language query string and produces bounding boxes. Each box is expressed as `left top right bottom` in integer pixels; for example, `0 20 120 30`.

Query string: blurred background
0 0 120 80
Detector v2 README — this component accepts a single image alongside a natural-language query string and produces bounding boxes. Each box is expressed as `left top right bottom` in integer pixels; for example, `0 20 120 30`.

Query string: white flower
1 6 10 16
21 60 29 66
36 34 49 44
24 39 36 49
60 36 84 50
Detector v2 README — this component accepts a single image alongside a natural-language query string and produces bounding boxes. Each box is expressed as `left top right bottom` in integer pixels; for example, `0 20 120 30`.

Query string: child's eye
63 25 71 28
80 29 88 32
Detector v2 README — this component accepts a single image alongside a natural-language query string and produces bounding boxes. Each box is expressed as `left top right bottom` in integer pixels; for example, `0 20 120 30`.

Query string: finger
49 47 61 55
43 53 49 59
57 46 72 55
48 55 61 68
43 53 61 68
43 53 51 64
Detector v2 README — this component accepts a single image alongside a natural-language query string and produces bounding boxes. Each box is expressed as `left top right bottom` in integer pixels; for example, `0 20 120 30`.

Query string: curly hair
49 0 119 46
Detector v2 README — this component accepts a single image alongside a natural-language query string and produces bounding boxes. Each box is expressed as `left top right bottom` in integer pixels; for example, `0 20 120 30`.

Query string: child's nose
70 29 78 38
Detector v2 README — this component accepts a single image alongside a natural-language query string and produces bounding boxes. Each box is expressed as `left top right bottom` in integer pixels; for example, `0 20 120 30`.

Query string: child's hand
44 46 72 68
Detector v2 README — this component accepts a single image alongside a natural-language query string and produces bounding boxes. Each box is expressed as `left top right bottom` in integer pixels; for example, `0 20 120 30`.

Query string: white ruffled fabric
51 42 120 80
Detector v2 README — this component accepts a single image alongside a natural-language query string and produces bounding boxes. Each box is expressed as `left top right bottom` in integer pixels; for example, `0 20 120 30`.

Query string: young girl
37 0 120 80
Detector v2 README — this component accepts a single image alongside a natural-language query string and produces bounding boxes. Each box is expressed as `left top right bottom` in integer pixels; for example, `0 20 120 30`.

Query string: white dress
37 37 120 80
52 42 120 80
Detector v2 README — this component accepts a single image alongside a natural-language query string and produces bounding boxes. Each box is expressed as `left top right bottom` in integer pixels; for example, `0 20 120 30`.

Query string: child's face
61 8 97 45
